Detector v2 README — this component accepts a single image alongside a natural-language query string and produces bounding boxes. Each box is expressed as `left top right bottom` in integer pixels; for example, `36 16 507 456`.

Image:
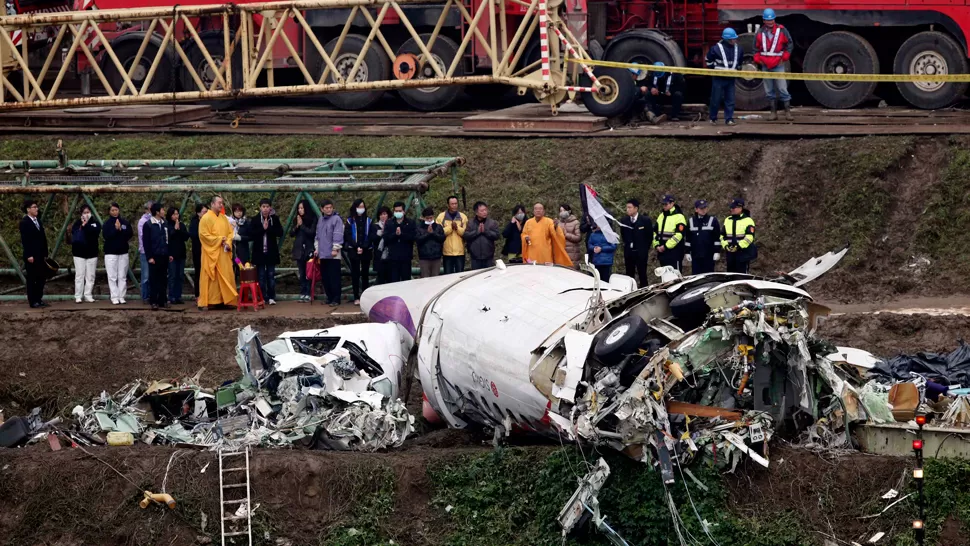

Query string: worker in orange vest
754 8 794 121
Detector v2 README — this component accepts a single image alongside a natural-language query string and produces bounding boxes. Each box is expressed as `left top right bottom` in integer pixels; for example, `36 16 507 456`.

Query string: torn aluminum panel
558 457 611 536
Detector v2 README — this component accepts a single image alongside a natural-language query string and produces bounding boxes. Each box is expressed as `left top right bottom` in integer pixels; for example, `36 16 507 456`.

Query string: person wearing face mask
383 202 416 282
314 199 345 307
502 204 527 263
229 204 251 274
102 202 133 305
70 204 101 303
416 206 445 277
344 199 372 305
290 200 317 302
556 204 582 268
370 206 391 284
464 201 500 270
436 196 467 274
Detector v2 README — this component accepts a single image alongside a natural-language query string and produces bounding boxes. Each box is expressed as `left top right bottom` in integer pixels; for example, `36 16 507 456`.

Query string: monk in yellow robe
522 203 573 267
198 196 238 309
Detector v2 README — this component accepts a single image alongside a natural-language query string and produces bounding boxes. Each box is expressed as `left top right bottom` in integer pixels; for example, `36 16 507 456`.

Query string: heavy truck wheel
102 38 175 95
894 31 968 110
312 34 391 111
180 31 242 92
580 66 637 117
397 34 464 111
803 31 878 109
603 35 681 85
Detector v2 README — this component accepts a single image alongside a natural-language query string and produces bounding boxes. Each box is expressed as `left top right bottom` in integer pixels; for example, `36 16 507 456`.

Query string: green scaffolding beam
0 155 463 301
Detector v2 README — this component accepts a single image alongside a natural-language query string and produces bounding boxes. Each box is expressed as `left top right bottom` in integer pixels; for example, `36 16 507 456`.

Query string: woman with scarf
343 199 373 305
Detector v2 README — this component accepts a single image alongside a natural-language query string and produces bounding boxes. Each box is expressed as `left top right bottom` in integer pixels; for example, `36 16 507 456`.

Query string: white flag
583 185 620 245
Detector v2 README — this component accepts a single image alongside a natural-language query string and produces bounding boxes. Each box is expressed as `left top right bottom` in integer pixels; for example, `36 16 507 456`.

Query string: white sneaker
112 299 119 305
120 298 127 304
84 297 95 303
268 299 276 305
75 298 82 304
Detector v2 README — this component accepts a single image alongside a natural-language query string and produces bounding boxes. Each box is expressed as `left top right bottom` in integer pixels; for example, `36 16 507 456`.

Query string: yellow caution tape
568 57 970 83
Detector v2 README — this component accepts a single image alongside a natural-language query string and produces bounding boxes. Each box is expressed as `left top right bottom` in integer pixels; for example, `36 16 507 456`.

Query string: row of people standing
619 195 758 287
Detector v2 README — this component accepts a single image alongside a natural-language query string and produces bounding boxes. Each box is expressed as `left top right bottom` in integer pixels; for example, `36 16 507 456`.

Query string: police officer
706 28 742 126
721 198 756 273
642 61 685 123
654 195 687 272
685 199 720 275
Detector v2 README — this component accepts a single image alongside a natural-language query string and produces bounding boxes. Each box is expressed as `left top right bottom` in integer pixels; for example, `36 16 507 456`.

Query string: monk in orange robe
198 196 238 309
522 203 573 267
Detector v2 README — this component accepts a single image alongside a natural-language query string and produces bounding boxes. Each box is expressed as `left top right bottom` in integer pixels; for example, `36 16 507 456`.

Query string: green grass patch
428 447 814 546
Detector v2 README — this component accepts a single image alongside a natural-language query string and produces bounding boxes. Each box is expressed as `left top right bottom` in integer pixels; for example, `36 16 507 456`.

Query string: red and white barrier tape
554 27 599 88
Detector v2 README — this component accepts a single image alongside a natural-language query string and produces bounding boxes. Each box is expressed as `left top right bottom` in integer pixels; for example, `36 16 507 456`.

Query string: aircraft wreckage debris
6 252 970 540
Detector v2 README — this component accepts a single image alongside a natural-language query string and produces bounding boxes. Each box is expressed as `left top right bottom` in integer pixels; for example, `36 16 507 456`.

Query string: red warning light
913 439 924 450
916 415 927 426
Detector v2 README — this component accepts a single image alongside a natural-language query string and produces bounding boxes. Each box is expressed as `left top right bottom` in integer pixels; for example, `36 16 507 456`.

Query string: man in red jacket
754 8 794 121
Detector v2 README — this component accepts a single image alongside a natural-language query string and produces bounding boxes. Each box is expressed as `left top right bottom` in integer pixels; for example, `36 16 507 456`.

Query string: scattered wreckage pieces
53 325 415 452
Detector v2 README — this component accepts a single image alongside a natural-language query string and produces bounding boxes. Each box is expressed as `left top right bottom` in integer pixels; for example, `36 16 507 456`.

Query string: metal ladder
218 448 253 546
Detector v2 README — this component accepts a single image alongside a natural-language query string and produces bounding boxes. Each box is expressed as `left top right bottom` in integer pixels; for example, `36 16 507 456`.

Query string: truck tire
102 39 175 95
593 314 650 365
894 31 968 110
803 31 878 109
580 66 637 117
313 34 391 110
180 31 242 93
733 33 784 111
604 36 679 85
397 34 464 111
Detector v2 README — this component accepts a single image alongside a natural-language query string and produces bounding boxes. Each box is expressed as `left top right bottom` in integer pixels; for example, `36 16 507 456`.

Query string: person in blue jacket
587 224 617 282
706 28 742 126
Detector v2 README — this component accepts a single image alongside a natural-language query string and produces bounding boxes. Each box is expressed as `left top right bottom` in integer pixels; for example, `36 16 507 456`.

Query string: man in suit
249 198 283 305
19 199 49 308
619 198 653 287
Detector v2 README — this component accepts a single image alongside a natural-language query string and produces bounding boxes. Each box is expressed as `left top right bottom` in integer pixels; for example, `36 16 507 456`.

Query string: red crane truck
7 0 970 110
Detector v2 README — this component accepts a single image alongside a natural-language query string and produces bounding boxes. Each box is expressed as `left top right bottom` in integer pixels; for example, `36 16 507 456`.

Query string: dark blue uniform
706 40 743 123
686 214 721 275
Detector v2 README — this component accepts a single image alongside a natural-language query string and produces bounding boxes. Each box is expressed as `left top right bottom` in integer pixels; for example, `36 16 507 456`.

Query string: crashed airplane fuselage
351 247 852 465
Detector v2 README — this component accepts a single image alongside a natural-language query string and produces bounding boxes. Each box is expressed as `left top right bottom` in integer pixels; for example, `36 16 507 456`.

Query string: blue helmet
654 61 665 67
762 8 776 20
722 27 738 40
652 61 666 76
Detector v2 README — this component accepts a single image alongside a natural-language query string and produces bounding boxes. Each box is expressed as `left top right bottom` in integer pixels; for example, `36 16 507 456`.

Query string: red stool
237 280 264 312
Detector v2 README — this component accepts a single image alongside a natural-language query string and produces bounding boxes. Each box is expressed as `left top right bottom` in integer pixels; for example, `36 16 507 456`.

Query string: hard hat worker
706 28 742 126
721 198 757 274
685 199 721 275
638 61 686 124
754 8 794 121
653 195 688 272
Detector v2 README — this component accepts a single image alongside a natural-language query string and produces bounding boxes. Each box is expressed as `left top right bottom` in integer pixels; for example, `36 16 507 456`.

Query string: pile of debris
558 291 865 480
2 326 413 452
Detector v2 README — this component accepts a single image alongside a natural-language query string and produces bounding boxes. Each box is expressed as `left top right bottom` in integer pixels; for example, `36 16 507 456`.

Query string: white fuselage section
360 264 632 429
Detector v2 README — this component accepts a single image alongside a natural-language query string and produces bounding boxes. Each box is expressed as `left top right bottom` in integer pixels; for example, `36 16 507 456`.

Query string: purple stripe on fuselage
368 296 416 337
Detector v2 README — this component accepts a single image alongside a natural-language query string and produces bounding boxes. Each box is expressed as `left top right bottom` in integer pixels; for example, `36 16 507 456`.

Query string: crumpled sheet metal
551 296 856 481
69 328 414 453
